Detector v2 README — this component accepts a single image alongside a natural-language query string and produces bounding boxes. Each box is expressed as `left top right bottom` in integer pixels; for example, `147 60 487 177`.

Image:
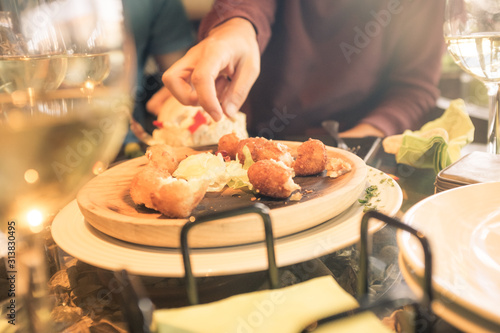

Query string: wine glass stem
485 83 500 154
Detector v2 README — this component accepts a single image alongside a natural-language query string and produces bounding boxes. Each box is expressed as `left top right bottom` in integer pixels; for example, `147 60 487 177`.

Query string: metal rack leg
180 203 279 305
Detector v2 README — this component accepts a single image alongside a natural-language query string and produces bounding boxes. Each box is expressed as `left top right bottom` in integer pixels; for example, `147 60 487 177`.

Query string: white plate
399 255 500 333
398 182 500 329
51 167 402 277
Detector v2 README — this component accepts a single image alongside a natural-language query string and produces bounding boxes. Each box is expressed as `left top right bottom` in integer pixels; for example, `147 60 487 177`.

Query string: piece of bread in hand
152 97 248 147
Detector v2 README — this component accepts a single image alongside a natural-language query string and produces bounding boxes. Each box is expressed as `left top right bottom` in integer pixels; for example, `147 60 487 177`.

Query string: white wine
0 93 131 231
0 55 68 93
446 34 500 83
0 1 134 330
61 53 111 89
0 94 130 333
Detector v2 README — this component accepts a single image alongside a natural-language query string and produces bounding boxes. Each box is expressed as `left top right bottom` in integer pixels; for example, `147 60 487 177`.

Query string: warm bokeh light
26 208 44 233
24 168 39 183
82 79 96 95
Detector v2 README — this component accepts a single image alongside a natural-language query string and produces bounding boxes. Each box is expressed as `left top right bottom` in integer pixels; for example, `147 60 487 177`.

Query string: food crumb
289 192 303 201
326 157 352 178
189 216 196 222
251 197 257 201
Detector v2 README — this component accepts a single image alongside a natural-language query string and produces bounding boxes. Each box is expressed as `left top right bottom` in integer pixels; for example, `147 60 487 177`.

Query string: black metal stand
116 207 436 333
180 203 280 305
113 269 154 333
312 210 435 332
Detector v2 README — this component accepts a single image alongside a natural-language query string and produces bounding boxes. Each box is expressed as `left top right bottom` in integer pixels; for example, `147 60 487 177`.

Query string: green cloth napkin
151 275 392 333
383 99 475 173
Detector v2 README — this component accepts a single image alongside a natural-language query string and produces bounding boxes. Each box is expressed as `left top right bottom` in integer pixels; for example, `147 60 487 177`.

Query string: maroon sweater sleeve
198 0 277 53
361 0 446 135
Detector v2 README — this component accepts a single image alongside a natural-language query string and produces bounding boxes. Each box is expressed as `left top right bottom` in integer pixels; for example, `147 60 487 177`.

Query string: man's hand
162 18 260 121
340 123 385 138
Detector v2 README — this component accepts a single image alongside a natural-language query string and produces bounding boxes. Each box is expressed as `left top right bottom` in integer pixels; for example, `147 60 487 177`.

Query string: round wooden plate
76 141 367 248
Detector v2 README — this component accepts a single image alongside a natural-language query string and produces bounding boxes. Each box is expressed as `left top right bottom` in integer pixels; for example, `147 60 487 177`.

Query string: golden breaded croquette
217 132 241 160
254 141 294 167
130 166 171 210
236 137 294 167
248 160 301 198
146 145 178 173
150 177 209 218
235 137 268 164
293 138 328 176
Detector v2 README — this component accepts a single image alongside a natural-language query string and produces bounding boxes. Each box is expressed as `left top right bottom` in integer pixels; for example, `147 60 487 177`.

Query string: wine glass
444 0 500 154
0 0 135 330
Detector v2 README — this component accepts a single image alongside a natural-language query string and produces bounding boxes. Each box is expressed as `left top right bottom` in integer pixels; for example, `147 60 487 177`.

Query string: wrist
209 17 257 41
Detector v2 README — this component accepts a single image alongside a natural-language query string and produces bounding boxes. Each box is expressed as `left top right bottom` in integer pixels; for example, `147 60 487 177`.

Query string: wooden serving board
76 142 367 248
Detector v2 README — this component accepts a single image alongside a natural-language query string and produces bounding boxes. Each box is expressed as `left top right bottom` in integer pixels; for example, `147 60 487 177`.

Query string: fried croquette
131 144 208 217
293 138 328 176
255 141 294 167
236 137 294 167
145 145 178 173
130 166 171 210
326 157 352 178
247 160 300 198
150 177 209 218
235 137 268 164
217 132 241 160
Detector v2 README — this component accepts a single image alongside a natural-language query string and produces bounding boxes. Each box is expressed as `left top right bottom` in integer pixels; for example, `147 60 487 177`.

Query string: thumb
221 57 259 119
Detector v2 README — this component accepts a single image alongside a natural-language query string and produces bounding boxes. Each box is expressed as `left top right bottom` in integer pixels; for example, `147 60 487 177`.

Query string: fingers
220 55 260 119
162 46 224 121
189 48 236 121
217 33 260 120
162 66 198 106
214 75 231 102
162 18 259 122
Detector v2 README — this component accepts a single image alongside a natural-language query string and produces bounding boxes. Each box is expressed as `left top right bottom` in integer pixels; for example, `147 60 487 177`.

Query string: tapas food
76 139 367 248
129 135 352 218
129 145 209 218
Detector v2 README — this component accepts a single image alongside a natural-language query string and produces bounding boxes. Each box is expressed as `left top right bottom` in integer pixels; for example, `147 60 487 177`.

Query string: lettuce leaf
173 152 229 192
226 160 253 190
173 151 254 192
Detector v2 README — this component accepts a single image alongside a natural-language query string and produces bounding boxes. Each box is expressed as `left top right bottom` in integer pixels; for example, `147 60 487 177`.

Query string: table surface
43 135 472 333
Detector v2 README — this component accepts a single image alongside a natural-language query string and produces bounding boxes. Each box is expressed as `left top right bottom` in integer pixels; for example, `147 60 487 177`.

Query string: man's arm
198 0 277 53
360 0 446 136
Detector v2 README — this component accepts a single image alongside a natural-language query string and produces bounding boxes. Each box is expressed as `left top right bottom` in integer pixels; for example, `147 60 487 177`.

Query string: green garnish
358 185 380 210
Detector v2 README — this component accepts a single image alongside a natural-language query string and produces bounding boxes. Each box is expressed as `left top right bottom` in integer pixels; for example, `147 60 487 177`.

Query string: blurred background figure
162 0 446 140
121 0 195 155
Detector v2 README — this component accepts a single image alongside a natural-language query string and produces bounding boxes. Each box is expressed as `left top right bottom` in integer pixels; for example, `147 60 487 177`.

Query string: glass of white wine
444 0 500 154
0 0 134 330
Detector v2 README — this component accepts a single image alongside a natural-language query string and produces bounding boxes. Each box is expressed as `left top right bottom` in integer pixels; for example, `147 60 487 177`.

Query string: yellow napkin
382 99 475 173
151 276 392 333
